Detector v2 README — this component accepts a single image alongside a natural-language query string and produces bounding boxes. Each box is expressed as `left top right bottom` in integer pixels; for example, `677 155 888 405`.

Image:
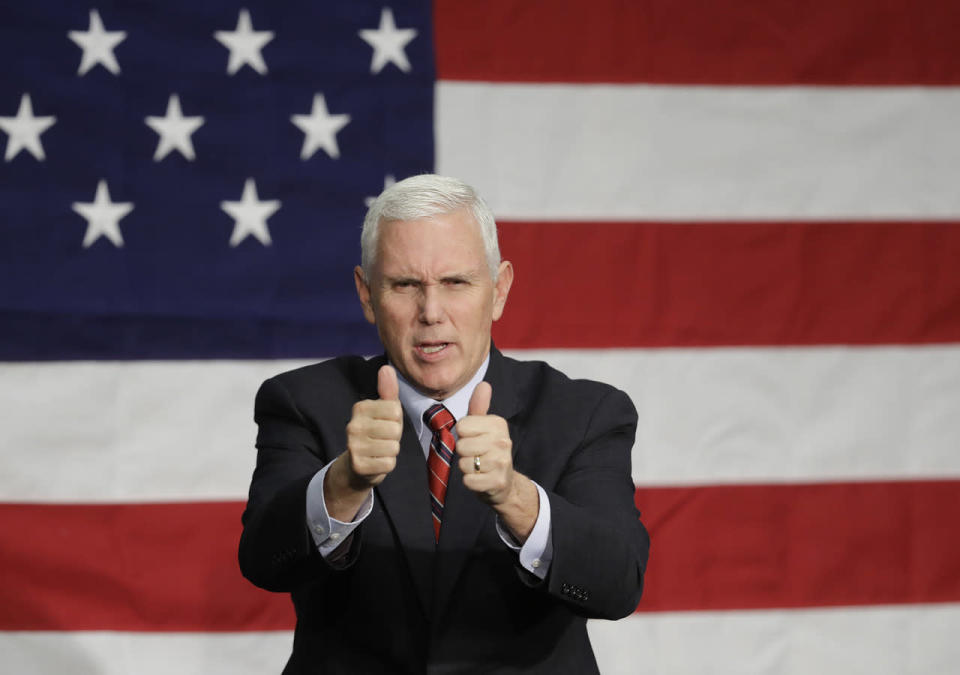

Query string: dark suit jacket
239 347 649 674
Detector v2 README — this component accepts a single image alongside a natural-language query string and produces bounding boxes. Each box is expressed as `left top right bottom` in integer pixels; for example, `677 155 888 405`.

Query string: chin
412 369 458 399
417 378 453 399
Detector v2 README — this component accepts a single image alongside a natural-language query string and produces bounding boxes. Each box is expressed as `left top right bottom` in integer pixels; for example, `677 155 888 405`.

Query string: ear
491 260 514 322
354 266 377 325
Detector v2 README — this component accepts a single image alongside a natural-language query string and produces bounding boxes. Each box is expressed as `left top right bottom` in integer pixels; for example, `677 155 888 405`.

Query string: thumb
468 381 492 416
378 365 399 400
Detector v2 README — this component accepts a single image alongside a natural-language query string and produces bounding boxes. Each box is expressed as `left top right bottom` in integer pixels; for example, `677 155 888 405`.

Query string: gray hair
360 174 501 281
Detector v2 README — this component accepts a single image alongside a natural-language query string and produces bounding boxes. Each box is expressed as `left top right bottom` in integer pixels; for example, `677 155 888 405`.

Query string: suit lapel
431 347 523 620
364 357 436 617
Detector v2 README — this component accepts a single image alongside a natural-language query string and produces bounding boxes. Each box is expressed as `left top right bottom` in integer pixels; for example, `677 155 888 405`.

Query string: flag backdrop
2 1 960 673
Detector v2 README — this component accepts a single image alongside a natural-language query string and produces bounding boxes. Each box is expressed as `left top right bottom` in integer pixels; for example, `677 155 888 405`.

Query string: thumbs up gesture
344 365 403 488
325 365 403 520
456 382 516 506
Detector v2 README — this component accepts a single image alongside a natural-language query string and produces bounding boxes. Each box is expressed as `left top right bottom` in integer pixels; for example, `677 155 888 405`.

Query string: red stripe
434 0 960 85
636 480 960 612
2 480 959 630
0 501 293 632
492 220 960 348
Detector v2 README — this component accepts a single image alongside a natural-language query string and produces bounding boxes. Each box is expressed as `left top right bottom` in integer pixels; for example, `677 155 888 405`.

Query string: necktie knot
424 403 454 432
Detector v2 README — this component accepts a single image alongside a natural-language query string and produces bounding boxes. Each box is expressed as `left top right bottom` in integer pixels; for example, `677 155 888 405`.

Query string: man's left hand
456 382 514 505
457 382 540 542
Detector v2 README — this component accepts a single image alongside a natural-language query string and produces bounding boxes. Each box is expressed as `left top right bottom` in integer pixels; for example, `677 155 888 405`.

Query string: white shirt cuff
496 482 553 580
306 462 374 557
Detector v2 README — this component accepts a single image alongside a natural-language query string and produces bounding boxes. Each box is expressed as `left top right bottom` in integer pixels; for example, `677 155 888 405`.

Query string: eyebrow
383 270 482 285
383 275 420 285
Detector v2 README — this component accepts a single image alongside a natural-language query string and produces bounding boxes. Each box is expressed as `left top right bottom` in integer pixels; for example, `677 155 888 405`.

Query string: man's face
355 208 513 400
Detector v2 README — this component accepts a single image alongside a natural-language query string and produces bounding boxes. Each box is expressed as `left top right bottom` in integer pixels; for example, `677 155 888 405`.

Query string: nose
418 284 444 324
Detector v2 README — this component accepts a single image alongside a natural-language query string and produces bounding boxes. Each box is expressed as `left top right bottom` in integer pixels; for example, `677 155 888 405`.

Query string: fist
343 365 403 488
456 381 515 505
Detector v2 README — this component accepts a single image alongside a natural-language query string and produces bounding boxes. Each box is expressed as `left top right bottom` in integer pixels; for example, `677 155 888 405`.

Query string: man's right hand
324 365 402 520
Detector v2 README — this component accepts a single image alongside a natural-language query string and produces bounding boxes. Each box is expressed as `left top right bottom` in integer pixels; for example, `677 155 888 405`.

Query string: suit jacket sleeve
238 369 360 592
516 379 649 620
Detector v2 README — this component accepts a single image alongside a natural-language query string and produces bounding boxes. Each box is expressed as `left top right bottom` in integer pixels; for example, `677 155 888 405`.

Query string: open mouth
418 342 449 355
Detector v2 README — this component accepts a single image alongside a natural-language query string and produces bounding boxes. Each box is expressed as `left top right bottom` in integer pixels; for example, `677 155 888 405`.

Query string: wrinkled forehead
375 211 489 277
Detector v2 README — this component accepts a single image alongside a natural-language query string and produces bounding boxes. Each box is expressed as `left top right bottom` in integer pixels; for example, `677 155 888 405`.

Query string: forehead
376 208 488 276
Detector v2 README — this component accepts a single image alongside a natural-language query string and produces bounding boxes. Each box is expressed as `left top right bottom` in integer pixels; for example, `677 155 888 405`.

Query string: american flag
2 1 960 673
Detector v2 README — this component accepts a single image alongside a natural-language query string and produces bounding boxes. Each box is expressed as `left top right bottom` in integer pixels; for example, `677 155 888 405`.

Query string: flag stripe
3 347 959 502
637 481 960 612
3 605 960 675
496 221 960 348
0 359 291 502
2 481 958 630
520 347 960 487
434 0 960 85
587 605 960 675
0 501 292 632
0 631 294 675
8 217 960 358
436 82 960 221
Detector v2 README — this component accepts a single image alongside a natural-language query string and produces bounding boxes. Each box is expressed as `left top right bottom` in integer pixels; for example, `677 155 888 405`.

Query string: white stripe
512 346 960 486
0 631 293 675
2 345 958 501
588 604 960 675
436 82 960 221
4 605 957 674
0 359 311 502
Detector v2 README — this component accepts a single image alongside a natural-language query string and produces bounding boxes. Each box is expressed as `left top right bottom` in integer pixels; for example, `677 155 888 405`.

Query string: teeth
421 344 446 354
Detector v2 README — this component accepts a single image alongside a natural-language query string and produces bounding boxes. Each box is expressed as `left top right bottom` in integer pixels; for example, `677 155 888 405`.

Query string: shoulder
269 355 378 387
256 355 384 413
495 350 635 421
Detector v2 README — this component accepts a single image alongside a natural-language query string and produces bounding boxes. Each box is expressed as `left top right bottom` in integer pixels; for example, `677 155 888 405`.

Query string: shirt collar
395 354 490 436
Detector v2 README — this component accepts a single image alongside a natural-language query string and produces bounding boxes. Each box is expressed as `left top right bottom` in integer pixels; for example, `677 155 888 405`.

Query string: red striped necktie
424 403 455 543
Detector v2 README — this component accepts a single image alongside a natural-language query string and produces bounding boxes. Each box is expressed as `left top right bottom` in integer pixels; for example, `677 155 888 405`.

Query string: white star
221 178 280 246
0 94 56 162
68 9 127 76
358 7 418 74
72 180 134 248
365 174 397 208
145 94 205 161
214 9 274 76
291 93 351 160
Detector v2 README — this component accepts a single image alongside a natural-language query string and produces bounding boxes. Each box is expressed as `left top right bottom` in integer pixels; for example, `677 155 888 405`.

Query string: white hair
360 174 500 280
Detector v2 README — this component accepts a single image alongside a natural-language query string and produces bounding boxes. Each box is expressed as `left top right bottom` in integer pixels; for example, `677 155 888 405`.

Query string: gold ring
473 456 481 472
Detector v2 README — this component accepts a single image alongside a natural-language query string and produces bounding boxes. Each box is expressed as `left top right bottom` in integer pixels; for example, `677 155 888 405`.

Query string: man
239 175 649 674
